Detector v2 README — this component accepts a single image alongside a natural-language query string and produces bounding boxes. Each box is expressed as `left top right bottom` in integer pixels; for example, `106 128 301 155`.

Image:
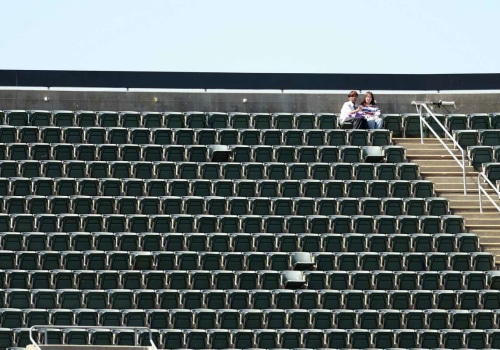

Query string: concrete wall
0 90 499 114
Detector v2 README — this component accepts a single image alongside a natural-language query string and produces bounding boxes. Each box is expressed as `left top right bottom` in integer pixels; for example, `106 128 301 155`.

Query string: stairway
393 137 500 267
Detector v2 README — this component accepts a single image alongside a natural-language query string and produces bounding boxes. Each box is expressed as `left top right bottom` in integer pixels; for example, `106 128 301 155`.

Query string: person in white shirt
339 90 368 129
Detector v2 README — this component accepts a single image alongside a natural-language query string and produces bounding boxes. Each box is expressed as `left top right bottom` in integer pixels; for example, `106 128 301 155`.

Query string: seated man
340 90 368 129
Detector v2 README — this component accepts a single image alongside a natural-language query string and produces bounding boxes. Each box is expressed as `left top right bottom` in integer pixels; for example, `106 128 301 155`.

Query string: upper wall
0 90 498 114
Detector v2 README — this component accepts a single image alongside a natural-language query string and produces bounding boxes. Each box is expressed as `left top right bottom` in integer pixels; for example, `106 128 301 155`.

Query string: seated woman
359 91 383 129
339 90 368 129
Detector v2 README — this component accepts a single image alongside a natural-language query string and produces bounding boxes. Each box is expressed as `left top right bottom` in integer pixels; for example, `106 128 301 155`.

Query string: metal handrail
29 325 158 350
478 172 500 213
411 101 467 194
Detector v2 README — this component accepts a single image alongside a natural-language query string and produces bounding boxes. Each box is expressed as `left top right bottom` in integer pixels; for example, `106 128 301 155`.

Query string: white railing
411 101 468 194
29 325 158 350
477 172 500 213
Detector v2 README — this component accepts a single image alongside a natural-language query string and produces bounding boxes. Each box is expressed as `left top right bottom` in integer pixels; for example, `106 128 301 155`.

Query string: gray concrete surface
0 89 499 114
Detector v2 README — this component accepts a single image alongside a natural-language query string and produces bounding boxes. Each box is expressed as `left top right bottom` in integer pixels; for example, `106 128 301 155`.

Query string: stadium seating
0 108 496 349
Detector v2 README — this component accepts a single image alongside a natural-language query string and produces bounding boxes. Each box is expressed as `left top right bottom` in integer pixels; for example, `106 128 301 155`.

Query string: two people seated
340 90 383 130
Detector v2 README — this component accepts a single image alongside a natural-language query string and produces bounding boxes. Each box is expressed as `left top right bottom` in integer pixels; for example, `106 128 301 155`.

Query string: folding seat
263 308 287 330
6 110 29 126
336 197 357 216
315 147 338 164
215 215 238 234
7 143 28 160
6 179 28 198
251 233 275 253
6 288 30 308
371 329 395 349
0 125 18 145
433 233 455 252
309 163 331 180
338 145 360 163
150 128 172 147
355 310 379 330
480 129 500 145
442 329 465 349
319 181 342 199
295 146 316 163
12 214 35 232
397 162 419 180
472 310 495 329
315 329 346 350
172 128 195 146
255 129 281 148
367 130 391 148
283 129 304 145
348 329 371 349
243 162 264 180
277 329 302 350
305 129 325 146
348 270 371 291
361 290 392 308
127 128 149 146
238 129 260 146
394 329 418 349
160 112 184 129
474 252 494 271
292 112 315 129
444 113 468 132
24 232 46 251
482 290 500 310
467 145 493 170
247 112 271 129
116 145 140 163
396 214 418 234
441 214 464 234
324 129 346 147
218 308 241 329
270 112 294 129
427 251 450 271
353 162 375 180
161 193 183 213
267 147 290 167
346 129 368 146
311 112 335 129
463 270 486 290
464 330 487 350
454 129 479 149
204 112 227 128
162 145 184 162
183 196 204 215
216 128 237 146
220 162 241 180
424 113 446 137
466 112 489 130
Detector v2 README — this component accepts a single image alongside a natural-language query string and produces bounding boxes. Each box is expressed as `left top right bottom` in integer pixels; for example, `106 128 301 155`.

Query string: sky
1 0 499 74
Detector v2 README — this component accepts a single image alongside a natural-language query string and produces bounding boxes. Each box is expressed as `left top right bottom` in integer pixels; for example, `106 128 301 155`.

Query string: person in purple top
359 91 383 129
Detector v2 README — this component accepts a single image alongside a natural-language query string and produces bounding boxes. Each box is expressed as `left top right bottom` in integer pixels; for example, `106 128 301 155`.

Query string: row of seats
0 270 500 306
0 110 340 129
386 113 500 138
0 195 449 216
0 127 392 147
0 270 497 305
0 160 420 181
3 306 500 331
0 230 478 253
0 143 406 163
11 327 500 349
0 177 434 198
0 249 492 272
0 213 466 234
0 267 308 290
454 129 500 148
